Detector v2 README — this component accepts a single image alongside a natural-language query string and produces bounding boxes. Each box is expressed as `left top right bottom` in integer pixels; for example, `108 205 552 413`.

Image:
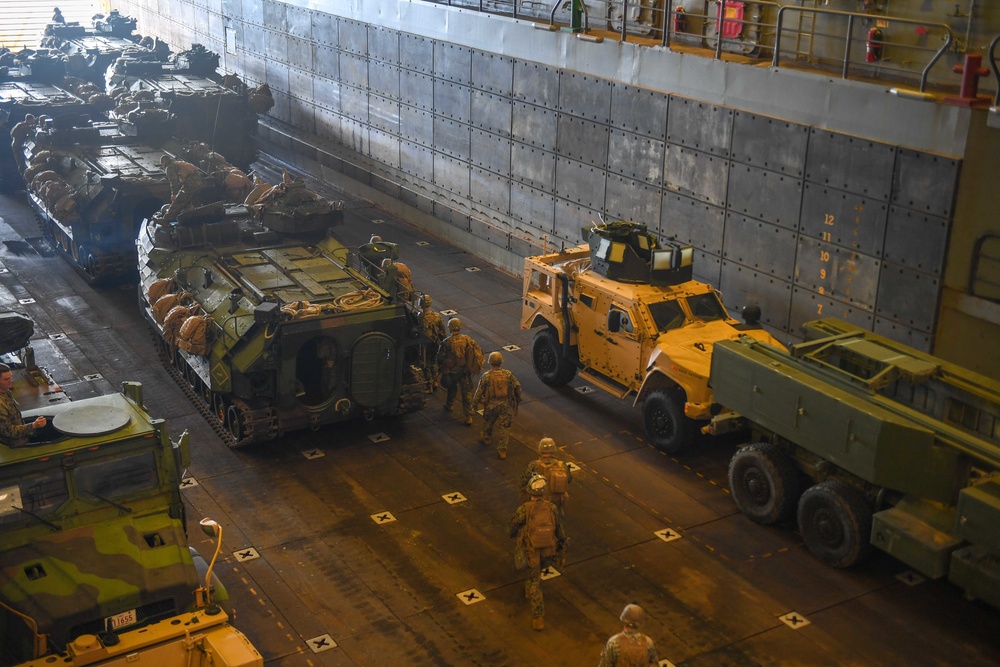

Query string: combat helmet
538 437 556 455
488 351 503 366
420 294 432 307
620 603 645 628
448 317 462 332
527 473 547 496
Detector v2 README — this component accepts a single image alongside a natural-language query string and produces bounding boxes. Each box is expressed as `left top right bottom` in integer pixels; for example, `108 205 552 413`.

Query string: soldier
159 154 205 219
520 437 572 509
508 474 566 631
436 317 480 425
473 351 522 459
380 258 414 300
0 363 46 447
598 603 659 667
10 114 36 172
419 294 447 389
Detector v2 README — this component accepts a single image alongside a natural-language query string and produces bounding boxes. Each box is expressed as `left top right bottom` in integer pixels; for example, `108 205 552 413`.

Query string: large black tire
797 480 872 568
531 327 576 386
729 442 800 525
642 389 692 454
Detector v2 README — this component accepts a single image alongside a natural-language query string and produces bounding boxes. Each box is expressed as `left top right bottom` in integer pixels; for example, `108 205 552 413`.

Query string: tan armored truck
521 221 783 453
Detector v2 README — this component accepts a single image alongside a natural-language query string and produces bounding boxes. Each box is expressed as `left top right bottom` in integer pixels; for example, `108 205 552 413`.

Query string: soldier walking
520 437 572 509
509 474 566 631
418 294 447 390
598 603 659 667
473 351 522 459
436 317 481 425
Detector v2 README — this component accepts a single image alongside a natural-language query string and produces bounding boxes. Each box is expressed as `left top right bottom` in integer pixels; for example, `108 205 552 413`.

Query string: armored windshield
687 292 727 322
0 472 69 526
647 299 686 332
75 451 160 501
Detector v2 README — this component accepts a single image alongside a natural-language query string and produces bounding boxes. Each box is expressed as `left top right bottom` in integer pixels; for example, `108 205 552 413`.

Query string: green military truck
0 382 261 666
716 318 1000 607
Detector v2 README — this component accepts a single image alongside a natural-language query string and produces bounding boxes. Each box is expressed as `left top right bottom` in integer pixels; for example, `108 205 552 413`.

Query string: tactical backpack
542 459 569 496
525 499 557 568
618 633 649 667
488 369 509 400
444 335 468 374
466 338 485 375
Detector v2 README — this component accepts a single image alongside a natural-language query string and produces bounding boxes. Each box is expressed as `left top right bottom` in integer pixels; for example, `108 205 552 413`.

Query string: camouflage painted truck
0 382 262 666
521 220 783 453
716 318 1000 607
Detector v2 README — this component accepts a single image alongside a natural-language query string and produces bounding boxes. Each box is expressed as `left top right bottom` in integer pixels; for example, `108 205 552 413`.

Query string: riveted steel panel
693 250 722 290
400 34 433 74
876 262 940 333
340 117 367 155
290 69 314 102
723 214 797 281
873 318 932 353
805 130 896 201
433 116 470 161
242 0 263 25
892 148 960 219
436 203 470 230
883 206 949 276
554 200 601 245
471 130 511 176
433 79 471 123
368 26 398 64
727 163 803 230
719 262 793 331
370 61 399 100
799 183 888 256
471 90 512 137
313 44 339 80
400 70 433 110
511 143 555 190
368 128 400 169
399 185 435 215
608 129 664 184
610 83 668 140
664 144 729 206
605 175 661 224
511 183 555 230
269 89 290 123
470 215 509 245
243 26 265 55
313 74 340 112
434 42 471 85
315 107 340 141
660 192 725 254
555 157 606 210
263 1 286 30
731 111 809 176
339 19 368 55
667 96 733 157
290 98 315 134
340 52 368 89
471 166 511 215
312 11 338 47
286 5 311 40
369 93 399 134
558 71 611 123
399 105 433 145
288 38 312 71
401 139 434 181
434 153 470 197
556 114 608 168
266 30 288 64
340 85 368 123
790 287 874 336
794 238 879 311
471 51 513 97
266 58 289 91
512 102 557 151
513 61 559 107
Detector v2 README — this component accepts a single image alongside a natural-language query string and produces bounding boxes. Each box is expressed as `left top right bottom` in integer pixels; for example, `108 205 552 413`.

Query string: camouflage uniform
520 456 572 511
473 366 522 456
0 390 34 446
420 308 447 388
508 496 566 625
598 628 658 667
437 332 476 422
162 158 206 219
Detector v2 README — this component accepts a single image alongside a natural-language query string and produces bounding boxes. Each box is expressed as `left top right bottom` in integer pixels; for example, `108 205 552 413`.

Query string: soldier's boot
532 616 544 631
464 415 473 426
443 403 453 412
498 449 507 460
480 431 491 446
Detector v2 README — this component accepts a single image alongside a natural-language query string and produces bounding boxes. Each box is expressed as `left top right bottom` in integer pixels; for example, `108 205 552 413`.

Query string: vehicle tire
226 399 253 449
642 389 691 454
532 327 576 386
797 480 872 568
729 442 800 524
211 392 227 423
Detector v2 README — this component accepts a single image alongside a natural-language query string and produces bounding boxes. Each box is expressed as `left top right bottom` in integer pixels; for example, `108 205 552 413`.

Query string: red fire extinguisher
866 27 884 62
673 7 686 35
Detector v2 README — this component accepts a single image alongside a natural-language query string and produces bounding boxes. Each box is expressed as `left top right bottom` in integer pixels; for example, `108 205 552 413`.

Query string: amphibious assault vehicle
0 382 261 666
137 175 430 448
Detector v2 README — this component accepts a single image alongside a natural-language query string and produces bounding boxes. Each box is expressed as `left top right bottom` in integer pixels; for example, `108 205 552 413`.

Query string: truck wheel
797 480 872 568
532 327 576 386
642 389 691 454
729 443 799 524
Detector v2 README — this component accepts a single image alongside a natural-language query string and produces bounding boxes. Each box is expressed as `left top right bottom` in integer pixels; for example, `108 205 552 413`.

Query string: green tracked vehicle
0 382 260 666
715 318 1000 607
137 178 430 448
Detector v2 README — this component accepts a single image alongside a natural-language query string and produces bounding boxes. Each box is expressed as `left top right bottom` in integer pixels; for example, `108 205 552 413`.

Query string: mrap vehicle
0 382 262 666
521 220 783 452
717 318 1000 608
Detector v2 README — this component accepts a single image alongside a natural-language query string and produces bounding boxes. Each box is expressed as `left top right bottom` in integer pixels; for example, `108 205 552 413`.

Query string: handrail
990 34 1000 105
772 6 953 93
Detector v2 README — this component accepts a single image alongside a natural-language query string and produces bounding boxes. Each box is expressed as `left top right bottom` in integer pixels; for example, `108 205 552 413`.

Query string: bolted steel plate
53 405 131 436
